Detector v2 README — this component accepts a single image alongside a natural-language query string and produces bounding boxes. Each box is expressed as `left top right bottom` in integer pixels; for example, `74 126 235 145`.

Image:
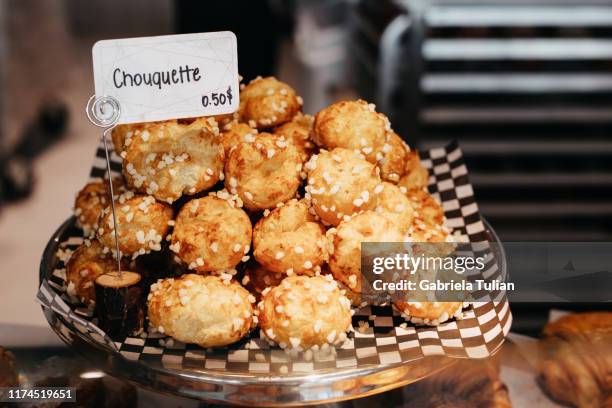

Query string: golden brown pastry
393 301 463 326
97 193 173 258
122 118 224 204
408 189 445 227
65 240 119 305
408 222 450 241
258 275 352 350
378 131 410 183
74 178 125 237
404 188 453 252
170 196 252 273
219 121 257 157
406 192 454 259
224 132 302 210
305 148 382 226
72 75 473 337
375 182 414 234
239 76 301 129
212 112 238 128
111 122 150 155
336 279 363 307
148 274 255 347
253 199 329 275
313 100 390 163
273 113 316 162
398 149 429 192
538 312 612 408
402 357 512 408
112 120 185 157
328 211 404 295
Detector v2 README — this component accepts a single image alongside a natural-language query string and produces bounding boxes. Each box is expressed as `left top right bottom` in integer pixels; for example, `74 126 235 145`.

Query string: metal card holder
85 95 123 275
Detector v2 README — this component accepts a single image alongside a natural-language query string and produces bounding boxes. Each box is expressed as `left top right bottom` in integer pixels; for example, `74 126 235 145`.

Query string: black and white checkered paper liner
38 140 512 375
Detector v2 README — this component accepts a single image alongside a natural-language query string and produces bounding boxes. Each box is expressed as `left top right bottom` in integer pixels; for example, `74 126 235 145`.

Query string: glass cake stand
39 217 506 406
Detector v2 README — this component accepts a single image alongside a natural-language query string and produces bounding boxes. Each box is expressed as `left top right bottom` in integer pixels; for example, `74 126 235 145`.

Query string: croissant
537 312 612 408
0 347 18 388
402 357 512 407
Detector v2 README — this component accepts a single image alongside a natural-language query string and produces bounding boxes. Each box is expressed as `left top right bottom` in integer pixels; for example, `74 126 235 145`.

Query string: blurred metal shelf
425 5 612 27
423 39 612 60
349 0 612 241
470 173 612 186
420 107 612 123
479 202 612 217
421 73 612 93
434 140 612 154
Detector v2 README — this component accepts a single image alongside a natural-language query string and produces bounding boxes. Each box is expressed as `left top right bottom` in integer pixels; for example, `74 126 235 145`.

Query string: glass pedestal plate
39 217 506 406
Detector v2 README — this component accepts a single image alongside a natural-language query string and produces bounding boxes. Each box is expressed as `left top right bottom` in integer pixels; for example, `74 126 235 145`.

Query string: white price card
92 31 239 124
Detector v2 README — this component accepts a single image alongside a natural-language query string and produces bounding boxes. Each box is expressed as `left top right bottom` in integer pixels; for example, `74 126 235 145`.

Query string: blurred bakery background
0 0 611 406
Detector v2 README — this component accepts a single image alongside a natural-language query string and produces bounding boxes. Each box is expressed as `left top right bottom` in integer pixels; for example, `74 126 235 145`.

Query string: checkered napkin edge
36 139 512 374
37 278 118 351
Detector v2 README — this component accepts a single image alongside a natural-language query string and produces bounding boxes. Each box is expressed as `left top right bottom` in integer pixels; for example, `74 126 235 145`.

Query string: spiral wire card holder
35 95 125 351
85 95 123 276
